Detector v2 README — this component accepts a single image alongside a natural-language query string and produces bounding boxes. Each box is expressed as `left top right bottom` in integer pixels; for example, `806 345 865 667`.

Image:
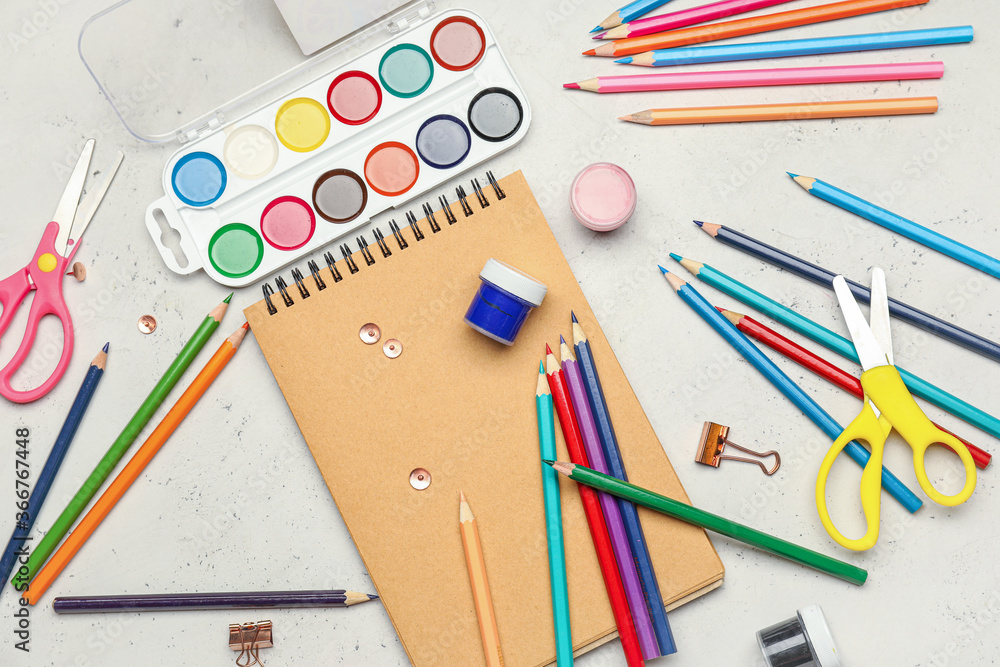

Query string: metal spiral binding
388 219 408 249
340 243 359 274
308 259 326 290
406 210 424 240
373 228 392 257
262 171 503 314
357 236 375 266
291 267 310 299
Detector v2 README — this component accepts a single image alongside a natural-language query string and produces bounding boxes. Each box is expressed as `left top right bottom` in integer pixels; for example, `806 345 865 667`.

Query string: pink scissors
0 139 122 403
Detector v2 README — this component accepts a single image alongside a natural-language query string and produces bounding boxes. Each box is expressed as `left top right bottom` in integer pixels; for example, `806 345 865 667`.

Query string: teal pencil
791 174 1000 280
673 255 1000 440
536 362 573 666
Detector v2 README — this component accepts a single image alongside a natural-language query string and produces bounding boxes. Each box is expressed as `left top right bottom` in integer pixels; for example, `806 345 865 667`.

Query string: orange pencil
23 323 250 604
585 0 928 57
459 491 504 667
620 97 937 125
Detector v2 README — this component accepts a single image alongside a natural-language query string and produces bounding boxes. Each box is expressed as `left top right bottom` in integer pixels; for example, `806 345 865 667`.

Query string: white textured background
2 0 999 665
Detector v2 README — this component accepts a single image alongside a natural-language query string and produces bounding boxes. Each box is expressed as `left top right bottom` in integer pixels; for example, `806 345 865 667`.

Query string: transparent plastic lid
80 0 430 143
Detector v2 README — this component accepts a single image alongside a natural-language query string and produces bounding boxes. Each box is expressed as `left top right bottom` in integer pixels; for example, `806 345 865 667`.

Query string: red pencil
719 309 991 470
545 345 644 667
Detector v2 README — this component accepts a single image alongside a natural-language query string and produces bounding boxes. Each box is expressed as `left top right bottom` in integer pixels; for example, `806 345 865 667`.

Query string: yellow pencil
459 491 504 667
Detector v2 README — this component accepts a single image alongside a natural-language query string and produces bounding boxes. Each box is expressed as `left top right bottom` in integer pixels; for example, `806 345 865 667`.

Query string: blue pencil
658 267 923 514
594 0 677 32
0 343 108 590
792 174 1000 281
571 313 677 657
535 362 573 666
616 26 974 66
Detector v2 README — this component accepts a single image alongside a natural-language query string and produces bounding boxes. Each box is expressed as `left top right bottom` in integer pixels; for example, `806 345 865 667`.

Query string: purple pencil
52 590 378 613
560 337 660 660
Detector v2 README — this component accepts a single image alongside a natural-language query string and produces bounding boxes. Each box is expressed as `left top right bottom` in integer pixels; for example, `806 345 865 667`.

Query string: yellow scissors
816 268 977 551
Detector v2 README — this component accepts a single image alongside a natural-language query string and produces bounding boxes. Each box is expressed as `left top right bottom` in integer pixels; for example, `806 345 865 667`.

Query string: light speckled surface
2 1 999 665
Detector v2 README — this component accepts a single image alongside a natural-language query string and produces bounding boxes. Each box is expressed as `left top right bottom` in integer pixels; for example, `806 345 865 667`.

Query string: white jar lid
798 605 841 667
480 258 547 307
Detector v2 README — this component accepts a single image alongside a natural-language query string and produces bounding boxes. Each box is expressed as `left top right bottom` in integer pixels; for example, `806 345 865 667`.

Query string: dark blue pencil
0 344 108 590
571 312 677 657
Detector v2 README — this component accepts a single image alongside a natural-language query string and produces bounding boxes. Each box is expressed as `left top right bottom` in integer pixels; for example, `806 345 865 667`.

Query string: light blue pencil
536 362 573 666
792 173 1000 281
616 25 973 66
675 255 1000 441
658 266 922 514
594 0 677 32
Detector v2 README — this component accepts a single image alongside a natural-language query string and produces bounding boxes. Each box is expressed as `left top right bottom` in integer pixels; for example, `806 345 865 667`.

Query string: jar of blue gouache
464 259 547 345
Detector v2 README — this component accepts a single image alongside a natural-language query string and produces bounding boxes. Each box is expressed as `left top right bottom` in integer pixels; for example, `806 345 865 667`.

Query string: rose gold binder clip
230 620 273 666
696 422 780 476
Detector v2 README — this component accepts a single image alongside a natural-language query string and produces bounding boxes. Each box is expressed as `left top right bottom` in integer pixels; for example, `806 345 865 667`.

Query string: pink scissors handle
0 221 75 403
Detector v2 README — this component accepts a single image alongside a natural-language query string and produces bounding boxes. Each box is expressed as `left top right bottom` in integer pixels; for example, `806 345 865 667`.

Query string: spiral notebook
244 171 724 666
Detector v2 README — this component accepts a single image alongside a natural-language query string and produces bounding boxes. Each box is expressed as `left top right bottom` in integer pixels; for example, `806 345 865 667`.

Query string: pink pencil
596 0 798 39
564 61 943 94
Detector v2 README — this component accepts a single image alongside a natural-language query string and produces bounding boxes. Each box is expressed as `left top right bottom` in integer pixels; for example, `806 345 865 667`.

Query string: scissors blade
67 151 124 249
833 275 890 371
53 139 96 254
868 267 894 366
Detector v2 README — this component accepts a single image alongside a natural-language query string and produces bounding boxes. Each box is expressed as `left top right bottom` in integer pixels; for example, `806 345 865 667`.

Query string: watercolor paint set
79 0 530 287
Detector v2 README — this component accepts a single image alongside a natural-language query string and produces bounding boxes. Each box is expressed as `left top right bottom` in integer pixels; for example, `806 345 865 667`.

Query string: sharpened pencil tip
460 490 467 503
542 459 555 466
571 312 578 324
545 343 553 355
590 25 602 33
560 334 566 344
786 172 799 179
583 48 597 56
242 322 250 330
369 594 379 600
103 342 109 353
539 360 545 374
593 31 606 40
563 82 580 89
693 220 704 227
223 293 233 304
658 265 669 275
669 252 683 263
615 57 632 64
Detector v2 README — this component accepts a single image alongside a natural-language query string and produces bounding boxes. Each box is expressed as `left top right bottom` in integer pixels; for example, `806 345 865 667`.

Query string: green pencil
13 295 231 589
546 460 867 586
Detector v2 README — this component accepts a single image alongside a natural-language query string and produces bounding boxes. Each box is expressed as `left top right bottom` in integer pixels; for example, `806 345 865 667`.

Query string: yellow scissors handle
816 400 888 551
861 365 977 506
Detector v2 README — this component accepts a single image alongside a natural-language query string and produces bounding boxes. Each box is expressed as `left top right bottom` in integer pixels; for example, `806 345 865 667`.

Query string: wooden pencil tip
618 115 633 122
678 257 703 275
663 271 686 292
693 220 704 227
460 490 467 503
590 25 602 33
560 338 575 363
571 311 578 324
582 49 597 56
559 334 566 344
669 252 683 263
539 360 545 374
791 174 816 190
592 31 606 40
344 591 376 606
242 322 250 330
542 459 555 466
459 492 473 522
786 172 799 179
102 342 110 353
545 343 553 355
223 293 233 304
563 82 580 89
719 309 744 327
657 264 669 275
614 56 632 64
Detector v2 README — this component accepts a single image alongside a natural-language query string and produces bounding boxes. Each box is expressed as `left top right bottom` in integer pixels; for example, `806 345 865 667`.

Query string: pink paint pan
327 71 382 125
570 163 637 232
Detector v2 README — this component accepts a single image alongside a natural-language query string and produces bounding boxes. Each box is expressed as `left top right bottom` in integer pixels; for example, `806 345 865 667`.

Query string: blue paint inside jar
464 259 546 345
171 152 227 207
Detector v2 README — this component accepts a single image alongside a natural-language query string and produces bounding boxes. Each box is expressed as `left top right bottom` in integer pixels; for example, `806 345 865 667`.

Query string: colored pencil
792 174 1000 281
459 492 504 667
675 256 1000 440
23 324 250 604
585 0 928 57
0 344 108 590
620 97 937 125
566 61 942 93
547 461 868 586
597 0 796 39
545 347 644 666
12 294 231 590
571 314 677 657
593 0 677 32
718 308 991 469
52 590 378 613
658 266 922 513
560 339 665 659
535 362 573 666
696 221 1000 363
616 26 974 67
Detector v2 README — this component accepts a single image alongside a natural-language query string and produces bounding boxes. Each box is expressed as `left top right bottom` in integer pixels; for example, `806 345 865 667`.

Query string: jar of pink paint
569 162 637 232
